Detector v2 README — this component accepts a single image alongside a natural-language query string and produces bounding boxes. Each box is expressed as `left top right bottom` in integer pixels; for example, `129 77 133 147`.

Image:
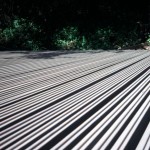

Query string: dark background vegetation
0 0 150 50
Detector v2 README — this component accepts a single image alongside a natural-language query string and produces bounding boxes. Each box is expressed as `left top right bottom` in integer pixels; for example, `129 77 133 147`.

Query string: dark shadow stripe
1 53 147 108
65 76 149 150
124 105 150 150
1 67 148 150
2 68 148 143
0 56 87 79
1 53 148 116
85 83 149 150
19 69 149 150
1 63 149 149
105 93 149 150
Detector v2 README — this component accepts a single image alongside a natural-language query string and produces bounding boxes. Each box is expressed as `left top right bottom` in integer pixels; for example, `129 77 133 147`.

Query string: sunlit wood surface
0 50 150 150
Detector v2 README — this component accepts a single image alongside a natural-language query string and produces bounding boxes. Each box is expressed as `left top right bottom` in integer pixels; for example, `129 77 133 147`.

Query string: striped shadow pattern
0 50 150 150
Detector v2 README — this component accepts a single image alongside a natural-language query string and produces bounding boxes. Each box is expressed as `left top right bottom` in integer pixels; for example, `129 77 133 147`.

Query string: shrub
53 26 117 50
114 29 140 49
77 35 91 50
0 18 42 50
52 25 142 50
146 35 150 46
89 27 141 50
53 26 80 50
89 28 115 49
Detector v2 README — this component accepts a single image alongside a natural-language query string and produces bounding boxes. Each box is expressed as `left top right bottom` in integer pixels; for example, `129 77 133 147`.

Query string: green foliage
53 26 117 50
1 0 148 51
53 26 91 50
89 28 114 49
114 29 140 49
146 35 150 46
78 35 90 50
0 19 145 51
53 26 80 50
52 26 142 50
89 27 141 50
0 18 42 50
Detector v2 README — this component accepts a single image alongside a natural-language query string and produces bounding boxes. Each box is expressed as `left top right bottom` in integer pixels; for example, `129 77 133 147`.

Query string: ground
0 50 150 149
